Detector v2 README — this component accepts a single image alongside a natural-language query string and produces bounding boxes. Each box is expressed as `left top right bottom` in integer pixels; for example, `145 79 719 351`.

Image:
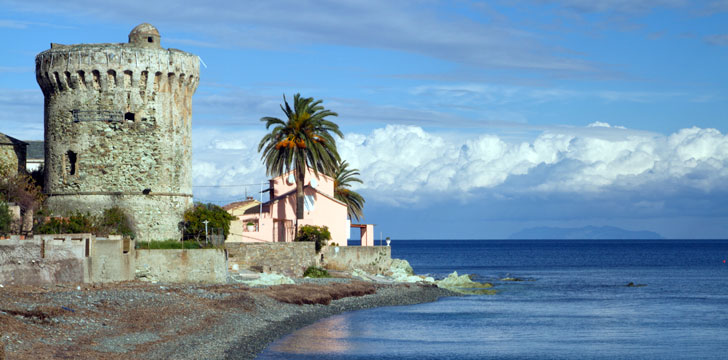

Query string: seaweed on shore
259 282 376 305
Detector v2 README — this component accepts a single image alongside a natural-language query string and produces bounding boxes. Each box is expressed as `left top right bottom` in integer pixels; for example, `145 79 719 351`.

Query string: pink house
224 168 375 246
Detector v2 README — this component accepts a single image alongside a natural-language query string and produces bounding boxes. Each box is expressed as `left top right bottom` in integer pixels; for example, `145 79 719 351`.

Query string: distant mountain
509 226 663 240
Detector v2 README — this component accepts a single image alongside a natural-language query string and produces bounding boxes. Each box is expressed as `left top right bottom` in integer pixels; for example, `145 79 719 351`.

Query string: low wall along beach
135 249 227 283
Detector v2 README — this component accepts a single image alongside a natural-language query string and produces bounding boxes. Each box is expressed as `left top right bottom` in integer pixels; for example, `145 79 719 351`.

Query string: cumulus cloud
193 124 728 207
191 129 269 204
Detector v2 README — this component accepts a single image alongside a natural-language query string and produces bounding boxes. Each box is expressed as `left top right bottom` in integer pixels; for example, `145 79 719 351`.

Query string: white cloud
193 124 728 206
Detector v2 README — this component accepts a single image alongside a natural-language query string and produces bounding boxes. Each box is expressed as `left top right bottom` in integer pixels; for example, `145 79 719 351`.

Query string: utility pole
202 220 209 244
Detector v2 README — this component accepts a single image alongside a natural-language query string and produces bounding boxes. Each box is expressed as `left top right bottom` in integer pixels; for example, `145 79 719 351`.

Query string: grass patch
303 266 331 278
135 240 210 249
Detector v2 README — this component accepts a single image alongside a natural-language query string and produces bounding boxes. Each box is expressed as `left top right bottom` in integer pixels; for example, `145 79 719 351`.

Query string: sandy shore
0 279 456 359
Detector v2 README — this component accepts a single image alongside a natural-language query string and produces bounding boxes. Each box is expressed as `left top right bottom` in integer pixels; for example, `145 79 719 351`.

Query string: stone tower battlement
36 45 198 100
35 24 200 241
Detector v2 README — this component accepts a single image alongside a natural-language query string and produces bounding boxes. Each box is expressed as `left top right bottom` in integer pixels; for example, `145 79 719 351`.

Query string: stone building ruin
0 132 27 175
35 23 199 241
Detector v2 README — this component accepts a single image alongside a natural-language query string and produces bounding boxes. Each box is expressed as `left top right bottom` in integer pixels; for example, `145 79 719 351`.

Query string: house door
277 220 286 242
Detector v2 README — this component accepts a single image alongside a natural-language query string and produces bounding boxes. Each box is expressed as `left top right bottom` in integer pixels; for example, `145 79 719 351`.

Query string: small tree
294 225 331 253
0 164 45 235
0 198 12 236
97 207 135 239
182 203 235 243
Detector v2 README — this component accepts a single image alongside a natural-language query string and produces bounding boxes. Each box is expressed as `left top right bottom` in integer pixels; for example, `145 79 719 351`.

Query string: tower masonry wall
36 26 199 241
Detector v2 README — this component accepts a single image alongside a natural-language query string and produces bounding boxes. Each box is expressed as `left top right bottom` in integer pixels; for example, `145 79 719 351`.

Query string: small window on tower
67 151 77 176
147 37 153 43
125 112 135 121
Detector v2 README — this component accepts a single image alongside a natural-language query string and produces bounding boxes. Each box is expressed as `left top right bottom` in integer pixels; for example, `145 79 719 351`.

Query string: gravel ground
0 279 457 359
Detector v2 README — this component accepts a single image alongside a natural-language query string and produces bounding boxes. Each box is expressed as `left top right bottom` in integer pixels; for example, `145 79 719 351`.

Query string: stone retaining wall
323 246 392 274
225 242 316 277
135 249 227 283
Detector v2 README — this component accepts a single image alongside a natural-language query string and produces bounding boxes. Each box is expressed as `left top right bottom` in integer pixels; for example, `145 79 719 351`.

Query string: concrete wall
1 234 230 285
323 246 392 274
0 236 87 285
90 236 135 282
36 23 199 242
135 249 227 283
225 242 316 277
0 234 136 285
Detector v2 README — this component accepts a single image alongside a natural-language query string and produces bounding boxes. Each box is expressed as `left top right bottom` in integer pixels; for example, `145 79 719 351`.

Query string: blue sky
1 0 727 239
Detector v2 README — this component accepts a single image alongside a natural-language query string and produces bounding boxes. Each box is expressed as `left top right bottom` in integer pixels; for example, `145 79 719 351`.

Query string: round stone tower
35 23 199 241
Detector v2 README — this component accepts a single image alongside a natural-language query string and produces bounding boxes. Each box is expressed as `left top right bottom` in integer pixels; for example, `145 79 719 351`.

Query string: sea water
257 240 728 359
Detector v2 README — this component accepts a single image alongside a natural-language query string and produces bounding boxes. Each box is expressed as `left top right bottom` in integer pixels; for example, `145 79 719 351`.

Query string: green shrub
294 225 331 253
34 207 135 239
35 211 96 234
303 266 331 278
97 207 135 239
182 203 236 241
0 199 12 236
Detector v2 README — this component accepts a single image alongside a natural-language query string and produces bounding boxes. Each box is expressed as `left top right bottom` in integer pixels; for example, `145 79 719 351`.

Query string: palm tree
258 93 343 225
331 160 366 222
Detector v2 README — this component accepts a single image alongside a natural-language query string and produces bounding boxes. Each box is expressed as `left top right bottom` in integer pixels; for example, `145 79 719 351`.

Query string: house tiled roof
243 204 267 215
222 199 258 211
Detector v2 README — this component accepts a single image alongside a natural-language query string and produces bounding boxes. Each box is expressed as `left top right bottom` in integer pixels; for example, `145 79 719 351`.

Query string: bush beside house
295 225 331 253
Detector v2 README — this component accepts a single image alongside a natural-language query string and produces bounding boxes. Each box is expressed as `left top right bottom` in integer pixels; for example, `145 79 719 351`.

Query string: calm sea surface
257 240 728 359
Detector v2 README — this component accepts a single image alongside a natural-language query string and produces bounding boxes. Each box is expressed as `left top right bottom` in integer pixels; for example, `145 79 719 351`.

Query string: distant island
509 226 663 240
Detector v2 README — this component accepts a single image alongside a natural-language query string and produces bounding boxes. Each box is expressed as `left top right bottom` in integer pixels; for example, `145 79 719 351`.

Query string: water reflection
270 313 353 354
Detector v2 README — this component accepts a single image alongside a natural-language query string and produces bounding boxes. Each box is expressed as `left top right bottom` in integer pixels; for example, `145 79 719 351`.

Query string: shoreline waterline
223 283 458 360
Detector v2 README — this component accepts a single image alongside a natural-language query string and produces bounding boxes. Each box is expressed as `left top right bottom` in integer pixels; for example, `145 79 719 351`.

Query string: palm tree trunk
294 166 306 238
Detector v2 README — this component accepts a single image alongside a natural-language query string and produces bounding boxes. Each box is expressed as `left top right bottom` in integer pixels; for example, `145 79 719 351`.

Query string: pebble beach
0 279 456 359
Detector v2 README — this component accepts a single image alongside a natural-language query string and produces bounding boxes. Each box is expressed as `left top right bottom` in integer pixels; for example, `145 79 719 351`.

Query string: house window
304 194 315 212
125 112 135 121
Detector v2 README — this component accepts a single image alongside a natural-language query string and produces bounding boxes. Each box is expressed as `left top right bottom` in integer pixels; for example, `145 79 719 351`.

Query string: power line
192 182 267 188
